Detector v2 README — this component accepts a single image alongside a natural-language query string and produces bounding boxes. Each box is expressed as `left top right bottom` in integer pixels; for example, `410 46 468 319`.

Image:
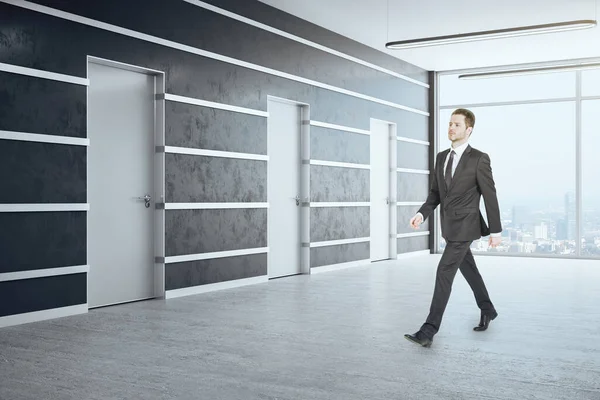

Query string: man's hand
488 236 502 248
410 214 423 229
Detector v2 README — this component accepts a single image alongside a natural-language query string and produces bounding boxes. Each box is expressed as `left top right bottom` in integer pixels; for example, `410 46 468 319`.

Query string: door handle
294 195 300 206
137 194 152 208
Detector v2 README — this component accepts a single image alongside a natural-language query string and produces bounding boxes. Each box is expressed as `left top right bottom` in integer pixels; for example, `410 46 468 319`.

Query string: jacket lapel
447 145 471 194
438 149 450 198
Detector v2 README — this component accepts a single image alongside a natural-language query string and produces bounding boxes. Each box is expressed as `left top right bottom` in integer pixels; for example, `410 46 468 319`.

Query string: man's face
448 114 472 143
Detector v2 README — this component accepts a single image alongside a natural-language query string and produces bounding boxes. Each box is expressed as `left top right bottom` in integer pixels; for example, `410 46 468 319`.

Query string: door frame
86 56 166 307
369 118 398 261
266 96 311 278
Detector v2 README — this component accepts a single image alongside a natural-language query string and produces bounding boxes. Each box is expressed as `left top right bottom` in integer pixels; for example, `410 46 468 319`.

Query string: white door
370 119 391 261
87 61 156 308
267 98 302 278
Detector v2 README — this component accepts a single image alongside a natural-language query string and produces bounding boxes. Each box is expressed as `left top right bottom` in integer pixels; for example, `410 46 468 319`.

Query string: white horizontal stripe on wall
165 276 268 299
182 0 429 88
397 249 430 259
0 61 89 86
2 0 428 117
162 146 268 161
397 201 425 206
164 247 269 264
396 136 430 146
0 304 88 328
308 159 370 170
0 130 90 146
308 202 371 207
309 120 371 135
162 93 269 117
310 259 371 274
164 202 268 210
307 237 370 248
397 168 430 174
0 265 89 282
0 204 90 212
397 231 430 238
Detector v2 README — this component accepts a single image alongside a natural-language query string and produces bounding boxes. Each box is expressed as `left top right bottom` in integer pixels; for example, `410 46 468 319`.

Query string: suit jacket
418 145 502 242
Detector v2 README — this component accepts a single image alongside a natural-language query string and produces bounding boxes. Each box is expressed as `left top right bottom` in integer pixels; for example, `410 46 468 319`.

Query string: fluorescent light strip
0 265 89 282
164 247 268 263
0 204 89 212
397 231 430 238
307 237 370 248
165 276 268 299
162 93 269 117
182 0 429 88
387 20 596 49
396 136 429 146
0 130 89 146
162 146 268 161
164 202 268 210
2 0 428 116
396 202 425 206
309 159 370 169
310 120 371 135
459 62 600 80
0 305 88 328
397 168 429 174
0 62 89 85
309 202 371 207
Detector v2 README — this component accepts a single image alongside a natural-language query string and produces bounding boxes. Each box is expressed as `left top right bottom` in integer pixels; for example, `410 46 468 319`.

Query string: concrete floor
1 254 600 400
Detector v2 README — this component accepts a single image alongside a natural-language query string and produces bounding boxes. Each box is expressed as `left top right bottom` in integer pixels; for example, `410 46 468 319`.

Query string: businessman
404 108 502 348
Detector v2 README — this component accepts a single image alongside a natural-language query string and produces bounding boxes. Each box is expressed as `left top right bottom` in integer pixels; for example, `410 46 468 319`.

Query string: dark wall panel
165 101 267 154
0 3 426 133
396 113 430 141
310 166 369 202
165 253 267 290
397 141 429 170
397 173 429 202
0 273 87 317
397 236 429 254
397 205 430 234
165 209 267 256
0 212 86 273
165 154 266 203
28 0 428 111
310 207 369 242
199 0 429 84
0 72 86 138
310 242 370 268
310 127 370 164
0 141 86 204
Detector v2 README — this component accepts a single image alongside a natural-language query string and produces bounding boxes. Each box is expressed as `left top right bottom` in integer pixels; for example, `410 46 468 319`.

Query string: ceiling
258 0 600 72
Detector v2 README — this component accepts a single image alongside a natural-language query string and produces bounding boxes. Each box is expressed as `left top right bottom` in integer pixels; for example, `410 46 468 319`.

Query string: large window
437 67 599 258
581 100 600 257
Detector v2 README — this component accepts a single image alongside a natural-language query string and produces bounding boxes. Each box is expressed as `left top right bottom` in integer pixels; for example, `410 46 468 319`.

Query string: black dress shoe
473 311 498 331
404 332 433 347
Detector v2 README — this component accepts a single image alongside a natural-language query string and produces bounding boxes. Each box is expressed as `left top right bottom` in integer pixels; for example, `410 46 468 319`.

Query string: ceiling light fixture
458 62 600 79
385 19 596 50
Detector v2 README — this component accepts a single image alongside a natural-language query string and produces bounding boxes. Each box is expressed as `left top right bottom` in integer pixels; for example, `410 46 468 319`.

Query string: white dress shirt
417 141 501 238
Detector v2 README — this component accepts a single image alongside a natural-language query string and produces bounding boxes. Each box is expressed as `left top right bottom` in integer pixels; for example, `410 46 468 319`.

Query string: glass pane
437 102 576 255
581 68 600 97
581 100 600 257
439 72 576 106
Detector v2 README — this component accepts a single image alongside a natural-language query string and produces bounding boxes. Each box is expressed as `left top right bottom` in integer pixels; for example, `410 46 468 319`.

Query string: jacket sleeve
417 154 441 221
476 153 502 234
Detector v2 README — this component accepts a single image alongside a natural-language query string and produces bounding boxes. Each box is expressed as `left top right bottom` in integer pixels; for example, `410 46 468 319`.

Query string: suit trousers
420 240 496 339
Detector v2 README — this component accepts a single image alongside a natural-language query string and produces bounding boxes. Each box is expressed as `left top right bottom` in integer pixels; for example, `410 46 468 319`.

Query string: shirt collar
450 141 469 157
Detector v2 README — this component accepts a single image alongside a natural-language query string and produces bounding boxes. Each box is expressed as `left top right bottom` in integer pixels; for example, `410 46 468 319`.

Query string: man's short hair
452 108 475 129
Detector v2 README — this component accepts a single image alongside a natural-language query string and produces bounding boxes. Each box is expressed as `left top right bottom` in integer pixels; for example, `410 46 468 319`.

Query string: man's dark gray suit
416 144 502 339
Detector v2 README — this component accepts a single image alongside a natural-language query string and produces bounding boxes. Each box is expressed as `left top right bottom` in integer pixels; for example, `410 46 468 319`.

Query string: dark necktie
445 150 455 189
